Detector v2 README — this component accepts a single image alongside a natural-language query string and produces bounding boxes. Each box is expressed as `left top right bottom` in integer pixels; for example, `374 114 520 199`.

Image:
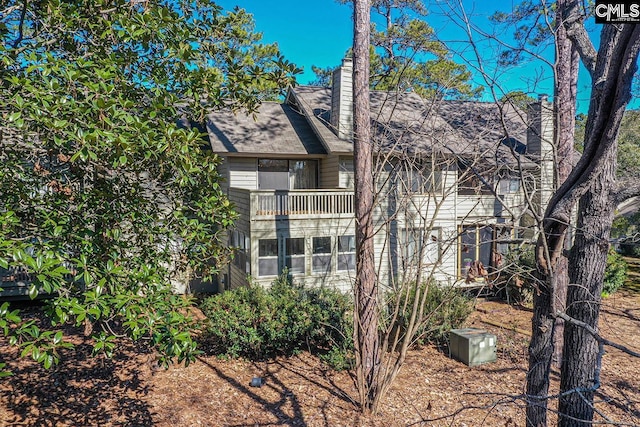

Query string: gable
206 102 326 156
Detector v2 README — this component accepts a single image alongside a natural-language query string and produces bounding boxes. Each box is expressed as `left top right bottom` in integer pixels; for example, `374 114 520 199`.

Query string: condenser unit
449 328 497 366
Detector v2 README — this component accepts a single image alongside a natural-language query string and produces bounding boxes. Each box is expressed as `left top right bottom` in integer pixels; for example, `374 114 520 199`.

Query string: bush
198 272 353 369
497 247 536 306
497 246 627 299
385 282 473 347
603 248 628 296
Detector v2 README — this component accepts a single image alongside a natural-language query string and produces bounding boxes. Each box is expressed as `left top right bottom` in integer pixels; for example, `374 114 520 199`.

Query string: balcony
228 188 355 220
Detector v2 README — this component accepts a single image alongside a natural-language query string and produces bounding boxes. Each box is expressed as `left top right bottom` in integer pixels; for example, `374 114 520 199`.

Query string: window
339 158 354 189
258 239 278 277
498 178 520 195
401 228 440 268
285 237 305 274
258 159 289 190
458 162 492 195
312 237 332 274
231 230 250 274
460 225 493 277
290 160 318 189
399 161 442 194
337 235 356 271
258 159 318 190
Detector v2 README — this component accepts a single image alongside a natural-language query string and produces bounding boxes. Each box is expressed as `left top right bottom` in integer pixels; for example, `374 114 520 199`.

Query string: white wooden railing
228 188 354 219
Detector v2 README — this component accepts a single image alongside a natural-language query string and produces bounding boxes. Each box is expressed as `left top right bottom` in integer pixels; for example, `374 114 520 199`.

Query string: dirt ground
0 289 639 427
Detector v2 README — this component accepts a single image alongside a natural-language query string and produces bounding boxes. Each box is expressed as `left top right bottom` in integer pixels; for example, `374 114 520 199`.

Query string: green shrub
498 247 536 306
603 248 628 296
198 272 353 369
385 282 473 347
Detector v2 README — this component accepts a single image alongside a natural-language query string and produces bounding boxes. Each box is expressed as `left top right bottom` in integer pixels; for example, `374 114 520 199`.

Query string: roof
205 85 535 168
206 102 326 156
288 86 534 167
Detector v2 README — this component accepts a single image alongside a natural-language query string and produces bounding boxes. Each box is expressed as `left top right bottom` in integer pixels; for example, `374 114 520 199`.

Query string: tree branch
12 0 29 49
560 0 597 77
556 311 640 358
614 182 640 204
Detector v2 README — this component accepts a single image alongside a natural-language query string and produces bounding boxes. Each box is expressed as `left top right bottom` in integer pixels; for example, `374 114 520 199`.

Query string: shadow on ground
0 340 153 427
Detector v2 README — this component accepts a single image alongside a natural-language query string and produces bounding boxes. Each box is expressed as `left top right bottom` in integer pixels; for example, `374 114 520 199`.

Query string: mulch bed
1 291 639 426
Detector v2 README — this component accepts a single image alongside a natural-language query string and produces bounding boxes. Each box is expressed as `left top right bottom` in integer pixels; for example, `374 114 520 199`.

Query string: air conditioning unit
449 328 497 366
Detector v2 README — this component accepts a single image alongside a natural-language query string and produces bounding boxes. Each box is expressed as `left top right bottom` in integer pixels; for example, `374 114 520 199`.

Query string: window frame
337 235 356 272
258 238 279 277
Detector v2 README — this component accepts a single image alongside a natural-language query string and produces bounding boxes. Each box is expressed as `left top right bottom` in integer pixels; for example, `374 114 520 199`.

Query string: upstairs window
398 160 442 194
258 159 318 190
458 162 493 195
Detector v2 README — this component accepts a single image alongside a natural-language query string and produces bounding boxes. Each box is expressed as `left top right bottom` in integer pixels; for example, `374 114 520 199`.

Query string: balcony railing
228 188 355 219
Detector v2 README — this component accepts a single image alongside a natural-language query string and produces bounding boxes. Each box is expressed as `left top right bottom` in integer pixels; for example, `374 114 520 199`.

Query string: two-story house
205 58 554 292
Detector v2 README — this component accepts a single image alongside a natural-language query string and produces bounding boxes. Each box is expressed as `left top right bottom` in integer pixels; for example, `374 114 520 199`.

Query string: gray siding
319 156 339 189
228 157 257 190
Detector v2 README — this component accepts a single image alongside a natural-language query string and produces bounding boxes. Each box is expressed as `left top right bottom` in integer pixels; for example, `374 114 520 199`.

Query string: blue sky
214 1 630 112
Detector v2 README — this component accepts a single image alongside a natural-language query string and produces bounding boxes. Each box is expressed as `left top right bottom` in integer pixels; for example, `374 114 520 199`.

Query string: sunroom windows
256 235 354 277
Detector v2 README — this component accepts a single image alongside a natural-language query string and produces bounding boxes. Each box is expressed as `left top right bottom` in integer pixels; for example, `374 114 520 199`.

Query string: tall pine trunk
552 0 580 369
352 0 380 414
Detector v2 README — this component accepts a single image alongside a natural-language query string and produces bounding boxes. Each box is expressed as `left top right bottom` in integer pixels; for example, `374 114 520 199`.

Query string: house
205 58 554 292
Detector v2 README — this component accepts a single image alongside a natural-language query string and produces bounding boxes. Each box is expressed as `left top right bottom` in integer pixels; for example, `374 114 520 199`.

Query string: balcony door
459 225 493 277
258 159 318 190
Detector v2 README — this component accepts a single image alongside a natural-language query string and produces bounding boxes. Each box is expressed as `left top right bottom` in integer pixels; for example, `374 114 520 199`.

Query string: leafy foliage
616 110 640 180
575 110 640 179
489 1 555 67
0 0 300 368
612 211 640 257
385 282 473 347
332 0 481 99
603 249 628 296
199 273 353 369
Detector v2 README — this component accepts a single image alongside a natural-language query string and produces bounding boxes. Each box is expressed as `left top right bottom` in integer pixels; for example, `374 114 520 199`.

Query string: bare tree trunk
556 21 639 426
551 0 580 369
527 4 639 425
526 0 579 418
526 271 555 427
559 161 615 426
547 16 640 426
352 0 380 414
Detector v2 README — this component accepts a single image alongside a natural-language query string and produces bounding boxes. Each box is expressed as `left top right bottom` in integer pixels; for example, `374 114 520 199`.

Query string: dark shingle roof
286 87 353 154
205 85 535 167
206 102 326 156
289 86 534 167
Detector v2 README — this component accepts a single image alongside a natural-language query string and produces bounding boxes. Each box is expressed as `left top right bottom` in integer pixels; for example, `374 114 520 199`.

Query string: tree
504 2 640 425
345 0 491 414
526 0 580 422
352 0 380 414
444 2 639 424
553 9 640 425
339 0 481 99
0 0 299 368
